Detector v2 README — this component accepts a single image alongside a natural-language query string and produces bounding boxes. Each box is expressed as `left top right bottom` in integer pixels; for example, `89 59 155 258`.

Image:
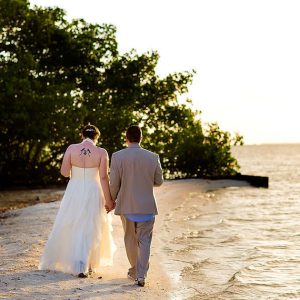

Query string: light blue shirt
125 214 155 222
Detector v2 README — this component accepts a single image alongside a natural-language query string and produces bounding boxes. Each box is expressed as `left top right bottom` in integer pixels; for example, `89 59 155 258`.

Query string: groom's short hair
126 125 142 143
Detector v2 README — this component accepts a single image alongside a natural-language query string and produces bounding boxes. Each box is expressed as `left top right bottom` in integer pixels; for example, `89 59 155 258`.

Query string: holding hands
105 199 116 213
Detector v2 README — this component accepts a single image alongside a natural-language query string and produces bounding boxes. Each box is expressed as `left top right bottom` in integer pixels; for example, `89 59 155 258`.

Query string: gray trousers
120 215 155 280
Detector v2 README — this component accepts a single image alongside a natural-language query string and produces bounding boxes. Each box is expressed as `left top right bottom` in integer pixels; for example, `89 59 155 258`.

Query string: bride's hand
105 200 116 213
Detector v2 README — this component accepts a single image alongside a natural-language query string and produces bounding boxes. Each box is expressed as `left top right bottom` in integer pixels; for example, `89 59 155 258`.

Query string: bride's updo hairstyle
82 124 100 140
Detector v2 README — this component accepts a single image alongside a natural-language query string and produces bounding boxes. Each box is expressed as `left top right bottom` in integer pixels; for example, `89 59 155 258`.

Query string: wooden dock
203 174 269 188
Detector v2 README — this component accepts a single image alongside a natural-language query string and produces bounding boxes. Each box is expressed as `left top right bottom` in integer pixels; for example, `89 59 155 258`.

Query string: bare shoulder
65 143 76 152
97 147 109 157
68 142 83 149
67 143 86 151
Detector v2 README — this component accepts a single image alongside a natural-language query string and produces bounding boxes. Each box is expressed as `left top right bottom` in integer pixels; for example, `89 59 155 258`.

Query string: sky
30 0 300 144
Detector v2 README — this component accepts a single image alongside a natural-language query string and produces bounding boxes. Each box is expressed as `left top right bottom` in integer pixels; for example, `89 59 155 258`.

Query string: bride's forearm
100 176 113 204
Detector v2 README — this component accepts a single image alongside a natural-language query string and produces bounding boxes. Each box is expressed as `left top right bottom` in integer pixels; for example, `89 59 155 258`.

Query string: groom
109 125 163 287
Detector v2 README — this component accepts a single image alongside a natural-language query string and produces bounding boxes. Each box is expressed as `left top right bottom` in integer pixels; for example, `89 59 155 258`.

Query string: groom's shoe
78 273 88 278
137 278 145 287
127 272 136 281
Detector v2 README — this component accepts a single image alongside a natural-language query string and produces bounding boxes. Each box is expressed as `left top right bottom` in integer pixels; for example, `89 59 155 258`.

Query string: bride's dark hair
82 124 100 140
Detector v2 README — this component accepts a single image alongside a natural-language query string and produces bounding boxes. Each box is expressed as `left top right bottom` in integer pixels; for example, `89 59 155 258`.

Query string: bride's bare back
70 141 104 169
60 138 114 210
60 139 107 174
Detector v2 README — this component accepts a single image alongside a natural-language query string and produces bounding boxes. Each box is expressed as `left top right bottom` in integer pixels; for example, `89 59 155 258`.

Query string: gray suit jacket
109 143 163 215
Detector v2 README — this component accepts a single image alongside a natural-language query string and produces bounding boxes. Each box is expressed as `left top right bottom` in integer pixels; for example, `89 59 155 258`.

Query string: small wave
228 271 239 283
255 244 290 250
291 232 300 237
181 259 215 278
264 258 300 266
278 292 300 299
184 214 201 221
173 229 213 242
227 264 264 284
220 235 241 244
227 218 258 223
175 245 197 253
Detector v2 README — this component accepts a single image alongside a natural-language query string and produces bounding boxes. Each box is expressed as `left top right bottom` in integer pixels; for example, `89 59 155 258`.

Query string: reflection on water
165 144 300 299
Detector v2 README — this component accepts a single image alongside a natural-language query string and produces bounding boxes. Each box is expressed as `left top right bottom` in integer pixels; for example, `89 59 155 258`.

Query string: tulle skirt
39 177 116 275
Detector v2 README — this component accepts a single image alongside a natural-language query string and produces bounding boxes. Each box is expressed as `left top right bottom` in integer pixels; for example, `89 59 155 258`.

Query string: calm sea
168 144 300 299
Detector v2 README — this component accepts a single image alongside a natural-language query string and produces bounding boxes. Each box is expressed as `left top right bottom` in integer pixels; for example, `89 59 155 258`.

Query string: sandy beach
0 179 249 299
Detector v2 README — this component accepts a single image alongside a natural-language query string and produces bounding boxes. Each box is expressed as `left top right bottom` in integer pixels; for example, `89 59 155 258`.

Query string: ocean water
167 144 300 299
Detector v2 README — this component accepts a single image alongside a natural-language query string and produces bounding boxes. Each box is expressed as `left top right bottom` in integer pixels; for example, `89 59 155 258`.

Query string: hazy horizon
29 0 300 145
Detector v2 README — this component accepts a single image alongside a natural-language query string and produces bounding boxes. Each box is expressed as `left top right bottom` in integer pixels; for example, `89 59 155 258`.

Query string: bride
39 124 116 278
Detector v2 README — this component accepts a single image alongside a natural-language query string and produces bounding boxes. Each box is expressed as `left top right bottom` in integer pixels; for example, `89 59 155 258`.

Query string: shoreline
0 171 267 213
0 179 250 299
0 178 253 214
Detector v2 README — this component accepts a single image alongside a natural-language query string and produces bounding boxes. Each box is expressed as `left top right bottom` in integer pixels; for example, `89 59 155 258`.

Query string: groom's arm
154 154 164 187
109 153 121 201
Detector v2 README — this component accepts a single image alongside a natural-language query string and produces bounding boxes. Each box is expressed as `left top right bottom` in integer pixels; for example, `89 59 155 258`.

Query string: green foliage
0 0 243 187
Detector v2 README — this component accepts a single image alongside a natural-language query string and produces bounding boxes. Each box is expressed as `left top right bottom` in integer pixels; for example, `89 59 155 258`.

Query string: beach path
0 185 175 299
0 180 249 299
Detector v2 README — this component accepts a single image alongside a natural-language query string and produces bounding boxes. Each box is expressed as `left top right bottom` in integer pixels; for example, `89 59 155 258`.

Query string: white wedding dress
39 166 115 275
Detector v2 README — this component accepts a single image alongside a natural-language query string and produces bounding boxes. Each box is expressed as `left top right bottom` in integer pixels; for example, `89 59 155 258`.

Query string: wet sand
0 179 249 299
